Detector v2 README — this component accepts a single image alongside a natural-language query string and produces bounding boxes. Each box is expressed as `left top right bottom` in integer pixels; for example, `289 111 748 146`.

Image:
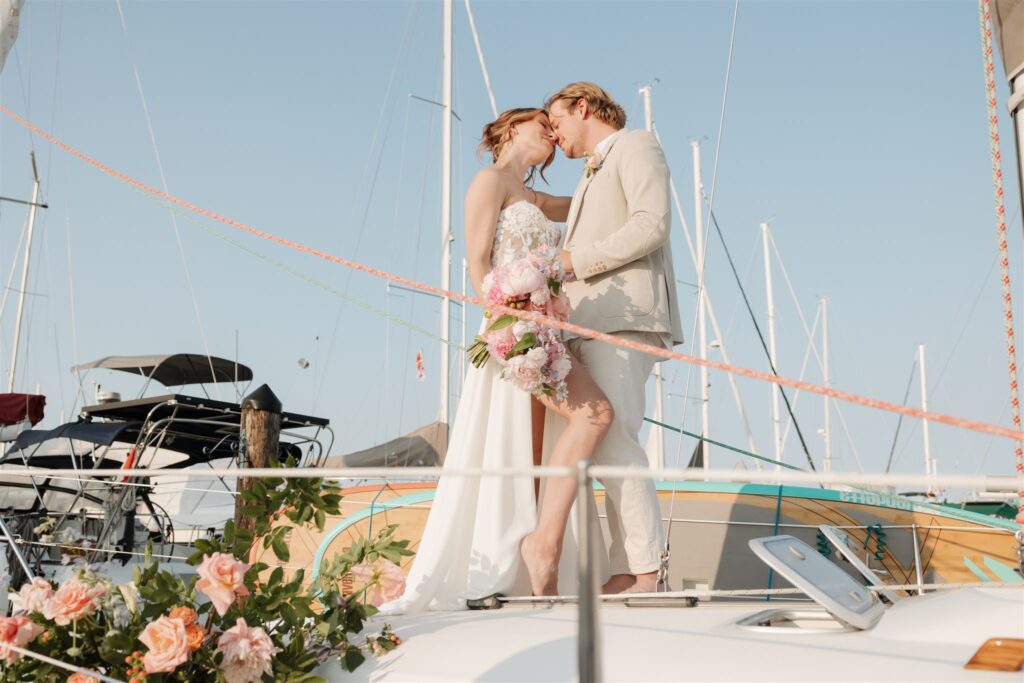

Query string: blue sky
0 0 1021 483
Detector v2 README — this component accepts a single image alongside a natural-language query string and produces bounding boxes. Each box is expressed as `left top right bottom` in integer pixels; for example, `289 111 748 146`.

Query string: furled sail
0 0 23 74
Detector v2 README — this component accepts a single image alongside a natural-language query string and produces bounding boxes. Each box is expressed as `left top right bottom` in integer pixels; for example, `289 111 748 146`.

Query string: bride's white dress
379 200 563 614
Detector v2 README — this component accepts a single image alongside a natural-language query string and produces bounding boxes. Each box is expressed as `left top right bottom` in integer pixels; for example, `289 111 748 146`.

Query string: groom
545 82 684 594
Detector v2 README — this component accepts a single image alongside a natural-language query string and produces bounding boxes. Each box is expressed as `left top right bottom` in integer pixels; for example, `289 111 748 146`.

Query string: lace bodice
491 200 563 267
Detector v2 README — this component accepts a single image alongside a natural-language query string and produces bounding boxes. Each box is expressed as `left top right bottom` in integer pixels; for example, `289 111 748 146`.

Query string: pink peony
138 615 190 673
0 616 43 663
501 260 545 297
17 577 54 614
511 320 538 341
195 552 250 616
42 578 106 626
216 618 279 683
349 561 407 607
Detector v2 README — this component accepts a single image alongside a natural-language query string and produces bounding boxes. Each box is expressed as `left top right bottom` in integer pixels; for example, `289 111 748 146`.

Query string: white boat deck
322 588 1024 682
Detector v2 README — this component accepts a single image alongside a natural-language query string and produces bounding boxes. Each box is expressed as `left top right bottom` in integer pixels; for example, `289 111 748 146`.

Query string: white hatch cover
748 535 885 630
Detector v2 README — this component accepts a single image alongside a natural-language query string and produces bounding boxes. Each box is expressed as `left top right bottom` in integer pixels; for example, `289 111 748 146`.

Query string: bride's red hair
478 108 554 186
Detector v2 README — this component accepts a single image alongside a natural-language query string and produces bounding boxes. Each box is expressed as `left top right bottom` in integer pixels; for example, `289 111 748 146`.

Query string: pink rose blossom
349 561 407 607
17 578 53 614
0 616 43 663
138 615 190 673
42 578 106 625
216 618 279 683
195 552 250 616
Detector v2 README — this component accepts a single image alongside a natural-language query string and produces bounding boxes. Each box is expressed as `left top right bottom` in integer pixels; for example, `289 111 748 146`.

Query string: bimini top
71 354 253 386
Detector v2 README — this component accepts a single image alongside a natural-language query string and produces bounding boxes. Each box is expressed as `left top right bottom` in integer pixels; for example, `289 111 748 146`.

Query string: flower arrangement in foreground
0 461 413 682
466 249 573 400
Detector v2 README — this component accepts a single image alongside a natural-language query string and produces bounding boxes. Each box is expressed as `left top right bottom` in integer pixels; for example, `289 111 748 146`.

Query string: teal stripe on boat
963 556 993 582
312 490 436 581
982 555 1024 584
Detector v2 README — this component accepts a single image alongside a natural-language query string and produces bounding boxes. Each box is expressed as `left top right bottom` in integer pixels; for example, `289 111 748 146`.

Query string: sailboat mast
439 0 453 428
917 344 935 486
7 152 41 393
762 221 782 473
692 141 710 472
821 296 832 473
640 84 664 469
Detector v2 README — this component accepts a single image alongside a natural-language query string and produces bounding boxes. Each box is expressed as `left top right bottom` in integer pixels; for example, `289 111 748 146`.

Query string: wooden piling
234 384 282 536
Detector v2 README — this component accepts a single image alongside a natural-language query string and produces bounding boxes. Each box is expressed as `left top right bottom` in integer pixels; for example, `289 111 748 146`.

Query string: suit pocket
598 263 656 319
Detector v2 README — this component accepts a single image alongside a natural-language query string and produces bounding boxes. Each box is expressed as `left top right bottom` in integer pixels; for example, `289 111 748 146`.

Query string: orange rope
2 103 1023 449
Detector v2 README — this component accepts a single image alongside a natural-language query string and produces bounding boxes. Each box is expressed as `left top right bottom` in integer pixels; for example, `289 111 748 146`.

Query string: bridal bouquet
467 249 573 401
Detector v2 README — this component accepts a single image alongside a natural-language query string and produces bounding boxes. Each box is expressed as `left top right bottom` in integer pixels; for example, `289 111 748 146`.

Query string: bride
380 108 613 613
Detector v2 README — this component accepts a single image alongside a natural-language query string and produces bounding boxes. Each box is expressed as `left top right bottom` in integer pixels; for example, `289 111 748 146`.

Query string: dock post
234 384 282 537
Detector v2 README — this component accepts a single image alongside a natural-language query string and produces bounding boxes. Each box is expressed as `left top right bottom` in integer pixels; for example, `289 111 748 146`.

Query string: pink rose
216 618 278 683
42 579 106 625
195 553 250 616
348 561 406 607
17 578 54 614
138 615 189 673
546 293 570 321
0 616 43 663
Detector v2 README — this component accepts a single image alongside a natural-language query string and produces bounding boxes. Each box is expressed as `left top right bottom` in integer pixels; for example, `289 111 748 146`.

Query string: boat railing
0 464 1021 683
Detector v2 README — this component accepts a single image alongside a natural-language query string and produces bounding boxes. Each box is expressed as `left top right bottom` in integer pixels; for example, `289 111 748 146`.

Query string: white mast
918 344 936 488
439 0 453 428
821 296 832 473
692 141 710 472
8 152 41 393
640 84 664 468
762 221 782 473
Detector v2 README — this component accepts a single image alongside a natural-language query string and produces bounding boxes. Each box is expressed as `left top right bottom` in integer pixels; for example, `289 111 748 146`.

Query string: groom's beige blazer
563 130 684 345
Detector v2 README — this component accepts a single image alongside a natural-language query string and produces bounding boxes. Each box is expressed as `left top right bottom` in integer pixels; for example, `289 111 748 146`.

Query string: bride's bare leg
531 398 545 504
521 356 613 596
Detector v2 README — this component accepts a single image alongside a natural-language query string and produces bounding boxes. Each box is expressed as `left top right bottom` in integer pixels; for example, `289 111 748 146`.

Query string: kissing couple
380 82 683 614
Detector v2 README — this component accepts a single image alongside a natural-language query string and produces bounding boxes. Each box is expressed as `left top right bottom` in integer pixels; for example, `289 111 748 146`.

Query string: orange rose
67 673 100 683
138 616 189 673
168 606 198 626
185 623 205 652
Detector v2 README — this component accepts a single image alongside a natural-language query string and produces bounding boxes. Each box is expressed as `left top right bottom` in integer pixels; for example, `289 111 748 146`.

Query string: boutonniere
583 150 604 178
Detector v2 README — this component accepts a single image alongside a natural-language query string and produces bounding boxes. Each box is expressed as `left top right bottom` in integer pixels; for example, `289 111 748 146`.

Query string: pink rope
978 0 1024 523
2 104 1023 454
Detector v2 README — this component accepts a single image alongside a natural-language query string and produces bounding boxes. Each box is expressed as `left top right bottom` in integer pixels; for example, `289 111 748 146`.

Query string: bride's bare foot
521 533 559 596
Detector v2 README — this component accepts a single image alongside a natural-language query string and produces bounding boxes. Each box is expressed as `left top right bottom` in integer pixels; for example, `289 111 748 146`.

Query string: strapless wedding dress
378 201 564 614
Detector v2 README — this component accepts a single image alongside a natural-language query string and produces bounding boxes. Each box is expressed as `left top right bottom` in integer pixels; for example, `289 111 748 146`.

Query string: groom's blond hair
545 82 626 130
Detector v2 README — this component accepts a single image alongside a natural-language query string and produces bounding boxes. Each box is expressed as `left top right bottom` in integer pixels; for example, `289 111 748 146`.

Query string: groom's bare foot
521 533 559 596
621 571 658 594
601 573 636 594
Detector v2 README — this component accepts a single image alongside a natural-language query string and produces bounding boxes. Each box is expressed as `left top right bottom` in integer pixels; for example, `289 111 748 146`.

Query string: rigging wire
113 0 220 399
884 358 918 474
709 209 817 472
463 0 497 118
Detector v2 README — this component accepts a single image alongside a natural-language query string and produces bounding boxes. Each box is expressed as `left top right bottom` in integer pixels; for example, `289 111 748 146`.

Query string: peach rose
67 674 100 683
195 553 250 616
0 616 43 663
349 561 406 607
17 577 54 614
216 618 278 683
185 623 205 652
42 579 106 625
168 606 198 626
138 615 189 673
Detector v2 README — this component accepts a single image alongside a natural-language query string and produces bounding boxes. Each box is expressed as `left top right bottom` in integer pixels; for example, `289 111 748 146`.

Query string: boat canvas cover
3 421 140 458
324 421 447 467
0 0 22 74
994 0 1024 79
71 354 254 386
0 393 45 426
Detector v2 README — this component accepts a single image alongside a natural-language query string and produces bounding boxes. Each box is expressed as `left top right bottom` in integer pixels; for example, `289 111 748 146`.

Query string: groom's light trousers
567 330 665 576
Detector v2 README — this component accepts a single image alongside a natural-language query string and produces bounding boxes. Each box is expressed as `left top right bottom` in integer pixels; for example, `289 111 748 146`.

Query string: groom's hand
559 250 575 278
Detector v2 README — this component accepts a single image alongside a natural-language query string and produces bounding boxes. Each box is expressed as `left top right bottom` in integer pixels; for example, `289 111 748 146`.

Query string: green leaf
486 314 517 331
505 332 536 359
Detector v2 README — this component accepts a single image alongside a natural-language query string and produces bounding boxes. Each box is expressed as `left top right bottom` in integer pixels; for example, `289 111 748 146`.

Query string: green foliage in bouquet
1 459 413 682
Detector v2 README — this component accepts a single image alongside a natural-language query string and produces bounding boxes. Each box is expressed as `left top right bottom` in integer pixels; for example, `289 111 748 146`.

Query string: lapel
564 131 627 245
